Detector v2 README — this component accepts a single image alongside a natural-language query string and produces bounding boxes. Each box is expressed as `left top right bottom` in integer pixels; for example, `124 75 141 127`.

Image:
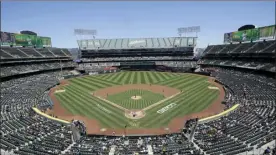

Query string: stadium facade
77 37 198 74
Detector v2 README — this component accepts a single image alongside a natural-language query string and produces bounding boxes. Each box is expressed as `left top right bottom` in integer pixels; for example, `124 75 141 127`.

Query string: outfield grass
55 71 220 129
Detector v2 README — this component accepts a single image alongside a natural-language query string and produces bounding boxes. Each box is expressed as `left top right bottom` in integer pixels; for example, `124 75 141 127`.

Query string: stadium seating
192 68 276 155
19 47 44 58
1 40 276 155
77 37 194 50
49 48 69 57
0 70 75 155
202 40 275 56
78 61 196 72
199 40 275 73
65 134 201 155
1 62 75 77
35 48 56 57
195 39 276 154
1 47 29 58
0 47 71 59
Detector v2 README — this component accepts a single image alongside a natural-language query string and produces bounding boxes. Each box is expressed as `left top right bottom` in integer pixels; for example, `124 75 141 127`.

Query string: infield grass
107 89 165 109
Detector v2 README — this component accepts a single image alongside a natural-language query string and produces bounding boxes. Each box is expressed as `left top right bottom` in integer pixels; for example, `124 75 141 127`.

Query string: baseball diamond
106 89 166 109
48 71 225 134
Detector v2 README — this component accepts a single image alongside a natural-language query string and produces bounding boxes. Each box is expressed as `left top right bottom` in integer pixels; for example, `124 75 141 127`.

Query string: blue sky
1 1 275 48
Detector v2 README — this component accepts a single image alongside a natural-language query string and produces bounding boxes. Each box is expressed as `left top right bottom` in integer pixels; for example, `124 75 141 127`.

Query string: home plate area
125 110 146 119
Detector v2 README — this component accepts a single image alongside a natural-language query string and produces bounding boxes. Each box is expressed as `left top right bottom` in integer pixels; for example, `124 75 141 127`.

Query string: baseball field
48 71 225 135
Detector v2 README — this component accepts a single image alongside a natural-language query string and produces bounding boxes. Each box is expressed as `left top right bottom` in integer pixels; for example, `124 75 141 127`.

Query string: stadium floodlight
74 29 97 40
74 29 97 49
178 27 188 34
178 26 200 37
74 29 97 36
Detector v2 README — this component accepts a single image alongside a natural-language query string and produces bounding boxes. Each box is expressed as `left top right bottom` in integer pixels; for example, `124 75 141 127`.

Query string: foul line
94 96 128 111
143 92 181 111
94 92 182 112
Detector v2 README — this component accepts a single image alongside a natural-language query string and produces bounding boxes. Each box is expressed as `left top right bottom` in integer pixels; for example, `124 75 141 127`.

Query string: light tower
74 29 98 58
177 26 201 56
177 26 200 37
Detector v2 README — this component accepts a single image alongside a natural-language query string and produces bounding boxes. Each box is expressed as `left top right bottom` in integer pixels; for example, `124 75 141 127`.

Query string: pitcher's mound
125 110 145 119
131 96 142 100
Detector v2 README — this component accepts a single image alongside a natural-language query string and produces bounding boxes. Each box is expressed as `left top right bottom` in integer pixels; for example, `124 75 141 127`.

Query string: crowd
66 134 201 155
193 68 276 155
0 72 64 121
0 70 76 155
1 62 76 77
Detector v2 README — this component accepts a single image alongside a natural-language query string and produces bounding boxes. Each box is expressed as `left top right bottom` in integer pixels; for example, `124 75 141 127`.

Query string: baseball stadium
1 2 276 155
42 36 227 136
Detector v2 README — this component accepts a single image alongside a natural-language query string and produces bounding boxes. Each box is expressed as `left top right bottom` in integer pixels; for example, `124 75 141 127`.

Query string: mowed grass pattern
107 89 165 109
55 71 220 128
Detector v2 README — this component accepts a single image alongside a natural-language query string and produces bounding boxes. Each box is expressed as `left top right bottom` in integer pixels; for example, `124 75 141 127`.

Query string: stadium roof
77 37 197 50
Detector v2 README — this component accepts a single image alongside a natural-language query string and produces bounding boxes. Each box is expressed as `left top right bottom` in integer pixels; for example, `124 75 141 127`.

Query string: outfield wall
198 104 240 124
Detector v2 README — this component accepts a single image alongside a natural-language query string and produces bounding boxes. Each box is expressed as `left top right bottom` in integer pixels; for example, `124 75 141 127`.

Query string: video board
1 31 52 47
223 25 275 43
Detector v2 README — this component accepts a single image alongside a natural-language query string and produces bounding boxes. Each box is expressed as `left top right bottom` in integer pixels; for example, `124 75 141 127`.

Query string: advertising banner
259 25 275 40
36 36 43 48
230 31 243 42
1 32 15 46
224 25 275 43
14 33 37 47
1 31 52 47
231 29 259 42
249 29 260 41
41 37 52 47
